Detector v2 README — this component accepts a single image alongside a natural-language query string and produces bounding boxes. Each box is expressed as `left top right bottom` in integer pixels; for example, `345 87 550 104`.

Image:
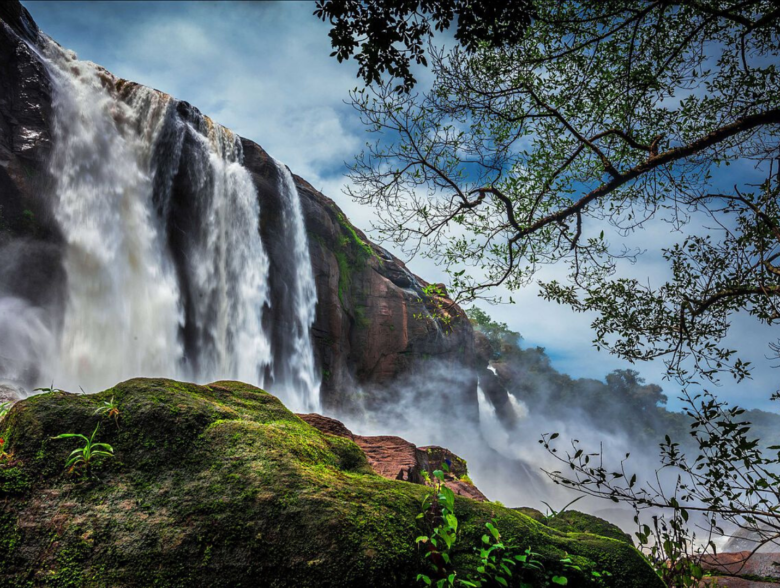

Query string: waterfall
270 161 321 413
44 41 184 392
4 36 320 408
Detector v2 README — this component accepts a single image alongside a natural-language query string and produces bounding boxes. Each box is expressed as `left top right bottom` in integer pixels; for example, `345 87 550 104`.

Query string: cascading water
0 35 320 409
270 161 321 413
160 114 272 387
44 41 183 392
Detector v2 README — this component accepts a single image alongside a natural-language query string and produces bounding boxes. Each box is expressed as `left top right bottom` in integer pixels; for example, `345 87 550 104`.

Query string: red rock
298 413 488 501
701 578 778 587
700 552 780 580
296 413 355 440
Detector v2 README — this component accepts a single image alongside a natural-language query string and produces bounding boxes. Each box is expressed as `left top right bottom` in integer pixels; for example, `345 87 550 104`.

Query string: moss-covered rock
513 508 634 545
0 378 662 587
544 511 634 545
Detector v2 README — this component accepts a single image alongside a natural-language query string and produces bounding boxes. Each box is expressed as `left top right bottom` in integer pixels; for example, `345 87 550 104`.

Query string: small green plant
33 383 62 394
416 462 459 587
0 401 11 421
94 396 121 428
558 555 611 586
416 463 552 588
414 284 457 332
461 522 543 588
52 424 114 478
634 511 706 588
540 496 583 521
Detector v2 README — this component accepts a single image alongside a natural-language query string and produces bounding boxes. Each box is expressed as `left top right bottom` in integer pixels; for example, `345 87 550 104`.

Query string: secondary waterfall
270 161 321 413
2 36 321 411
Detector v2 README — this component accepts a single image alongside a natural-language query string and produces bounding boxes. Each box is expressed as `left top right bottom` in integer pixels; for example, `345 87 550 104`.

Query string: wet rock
0 0 478 410
0 377 664 588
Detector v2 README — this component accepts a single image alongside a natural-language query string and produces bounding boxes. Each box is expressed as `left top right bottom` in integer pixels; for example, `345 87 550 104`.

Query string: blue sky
22 1 779 413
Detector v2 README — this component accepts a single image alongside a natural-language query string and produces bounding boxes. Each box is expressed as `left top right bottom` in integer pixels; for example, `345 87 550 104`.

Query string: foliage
95 395 121 428
414 282 459 331
558 556 611 587
52 424 114 478
466 307 521 358
634 511 706 588
415 463 581 588
464 525 543 588
331 0 780 565
314 0 533 91
0 401 10 421
542 388 780 586
416 462 460 586
338 0 780 387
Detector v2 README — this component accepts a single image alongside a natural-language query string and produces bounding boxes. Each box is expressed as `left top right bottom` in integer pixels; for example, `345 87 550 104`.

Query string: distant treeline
468 308 780 451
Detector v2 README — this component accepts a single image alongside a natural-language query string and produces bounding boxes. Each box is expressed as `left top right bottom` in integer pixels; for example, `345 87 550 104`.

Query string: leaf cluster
52 424 114 478
315 0 533 91
342 0 780 386
541 389 780 585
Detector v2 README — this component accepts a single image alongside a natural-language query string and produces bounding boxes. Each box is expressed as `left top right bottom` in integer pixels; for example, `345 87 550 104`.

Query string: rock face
298 413 488 501
0 378 663 587
0 1 477 412
700 552 780 587
240 143 477 413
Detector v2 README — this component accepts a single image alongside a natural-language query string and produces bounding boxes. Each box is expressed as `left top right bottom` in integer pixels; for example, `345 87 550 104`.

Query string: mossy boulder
0 378 662 587
514 508 634 545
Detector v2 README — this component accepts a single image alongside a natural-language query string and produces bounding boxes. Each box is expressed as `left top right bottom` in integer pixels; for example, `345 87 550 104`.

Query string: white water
5 37 320 409
44 42 183 392
175 123 272 387
272 161 321 412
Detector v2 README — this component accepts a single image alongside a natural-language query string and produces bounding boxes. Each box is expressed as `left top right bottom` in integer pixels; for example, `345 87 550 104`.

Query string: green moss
0 378 661 587
334 248 352 307
335 211 374 260
544 511 633 545
0 466 31 494
330 206 377 313
353 304 370 329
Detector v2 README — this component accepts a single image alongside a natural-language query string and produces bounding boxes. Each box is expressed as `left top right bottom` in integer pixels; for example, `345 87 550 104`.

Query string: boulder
0 378 663 587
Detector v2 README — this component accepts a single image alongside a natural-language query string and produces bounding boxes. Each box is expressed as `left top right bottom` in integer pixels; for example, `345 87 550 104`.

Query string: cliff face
239 142 477 413
0 1 476 412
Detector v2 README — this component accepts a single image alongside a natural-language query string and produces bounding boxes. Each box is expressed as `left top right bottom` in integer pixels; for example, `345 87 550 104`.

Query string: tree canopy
314 0 534 91
320 3 780 574
333 0 780 386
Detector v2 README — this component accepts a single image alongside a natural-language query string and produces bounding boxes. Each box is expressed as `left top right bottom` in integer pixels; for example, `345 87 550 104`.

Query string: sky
21 0 779 413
